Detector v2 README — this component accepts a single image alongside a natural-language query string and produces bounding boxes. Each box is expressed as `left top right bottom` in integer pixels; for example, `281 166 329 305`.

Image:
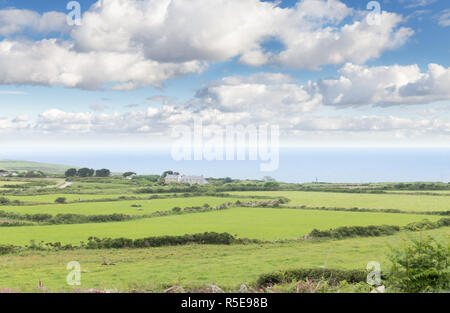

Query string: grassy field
0 207 440 245
0 160 76 174
0 228 447 292
230 191 450 212
1 176 449 293
1 196 256 216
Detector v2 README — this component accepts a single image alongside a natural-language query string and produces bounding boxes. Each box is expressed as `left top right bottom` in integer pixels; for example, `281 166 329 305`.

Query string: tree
0 197 10 205
123 172 136 178
387 236 449 292
65 168 78 177
95 169 111 177
55 197 66 204
77 168 95 177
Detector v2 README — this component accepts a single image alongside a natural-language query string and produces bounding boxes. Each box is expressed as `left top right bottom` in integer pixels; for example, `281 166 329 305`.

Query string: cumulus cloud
0 0 413 90
195 63 450 113
315 63 450 107
196 73 321 113
0 39 205 90
1 108 448 143
0 9 68 36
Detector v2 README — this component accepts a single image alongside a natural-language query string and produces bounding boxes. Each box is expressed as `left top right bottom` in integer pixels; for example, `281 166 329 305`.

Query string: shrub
257 268 367 287
0 197 10 205
309 225 400 239
172 207 182 213
55 197 67 204
387 236 449 292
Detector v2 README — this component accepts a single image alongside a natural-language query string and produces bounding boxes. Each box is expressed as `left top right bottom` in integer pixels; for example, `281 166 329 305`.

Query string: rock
209 284 224 293
164 285 186 293
239 284 249 293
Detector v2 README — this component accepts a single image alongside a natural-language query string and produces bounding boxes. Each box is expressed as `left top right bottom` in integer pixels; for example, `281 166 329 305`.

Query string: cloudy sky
0 0 449 148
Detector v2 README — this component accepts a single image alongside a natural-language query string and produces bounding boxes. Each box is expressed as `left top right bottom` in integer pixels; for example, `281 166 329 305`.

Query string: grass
229 191 450 212
0 160 76 174
1 196 256 216
0 228 447 292
0 207 441 245
2 193 152 203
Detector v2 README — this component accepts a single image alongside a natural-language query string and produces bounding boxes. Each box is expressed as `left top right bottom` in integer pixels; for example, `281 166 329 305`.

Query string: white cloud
195 73 322 113
0 90 27 95
196 63 450 112
314 63 450 107
400 0 437 8
0 9 68 36
0 39 205 90
438 9 450 27
0 0 414 90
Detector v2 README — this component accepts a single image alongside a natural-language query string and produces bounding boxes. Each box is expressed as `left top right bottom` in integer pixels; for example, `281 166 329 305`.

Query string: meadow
229 191 450 212
1 196 257 216
0 228 447 292
0 207 441 245
0 176 449 292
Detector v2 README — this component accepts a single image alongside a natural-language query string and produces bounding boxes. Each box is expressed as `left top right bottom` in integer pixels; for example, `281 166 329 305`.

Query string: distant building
0 171 18 177
165 174 208 185
125 174 137 180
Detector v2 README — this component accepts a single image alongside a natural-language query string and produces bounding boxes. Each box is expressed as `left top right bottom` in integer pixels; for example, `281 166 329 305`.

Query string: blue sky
0 0 449 149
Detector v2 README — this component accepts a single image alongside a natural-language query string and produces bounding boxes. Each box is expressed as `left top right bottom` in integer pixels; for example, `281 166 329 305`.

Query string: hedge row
403 217 450 231
0 211 133 224
85 232 238 249
308 225 400 239
307 218 450 240
282 205 450 216
256 268 367 287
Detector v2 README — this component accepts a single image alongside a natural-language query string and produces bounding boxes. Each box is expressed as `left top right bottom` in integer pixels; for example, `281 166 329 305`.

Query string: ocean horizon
1 147 449 183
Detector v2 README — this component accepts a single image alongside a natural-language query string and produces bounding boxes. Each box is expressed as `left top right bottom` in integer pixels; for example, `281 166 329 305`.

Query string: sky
0 0 449 153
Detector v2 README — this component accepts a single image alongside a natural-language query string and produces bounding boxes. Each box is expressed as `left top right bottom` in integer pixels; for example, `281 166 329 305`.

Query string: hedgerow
256 268 367 287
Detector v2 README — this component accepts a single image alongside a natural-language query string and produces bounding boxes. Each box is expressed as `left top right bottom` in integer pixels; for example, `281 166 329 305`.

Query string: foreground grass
0 228 447 292
230 191 450 212
0 207 441 245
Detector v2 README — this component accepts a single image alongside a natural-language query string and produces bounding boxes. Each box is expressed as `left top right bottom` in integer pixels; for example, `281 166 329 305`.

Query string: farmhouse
165 174 208 185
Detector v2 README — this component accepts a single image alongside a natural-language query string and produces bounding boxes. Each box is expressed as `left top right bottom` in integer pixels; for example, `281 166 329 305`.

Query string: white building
165 174 208 185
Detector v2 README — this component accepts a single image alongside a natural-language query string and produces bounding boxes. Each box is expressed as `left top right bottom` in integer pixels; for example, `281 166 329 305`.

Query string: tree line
65 168 111 177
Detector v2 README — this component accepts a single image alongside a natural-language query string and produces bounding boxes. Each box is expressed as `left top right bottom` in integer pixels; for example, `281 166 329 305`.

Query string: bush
86 232 236 249
0 197 10 205
387 236 449 292
172 207 182 212
55 197 67 204
257 268 367 287
309 225 400 239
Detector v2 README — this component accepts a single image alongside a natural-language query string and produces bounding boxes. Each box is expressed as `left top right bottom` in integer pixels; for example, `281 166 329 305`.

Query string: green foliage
387 236 449 292
54 197 67 204
86 232 236 249
77 168 95 177
257 268 367 287
0 197 10 205
65 168 78 177
95 169 111 177
309 224 400 239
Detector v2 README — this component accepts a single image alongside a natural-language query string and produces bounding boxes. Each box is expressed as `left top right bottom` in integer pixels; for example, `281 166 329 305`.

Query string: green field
1 176 449 293
1 196 256 216
230 191 450 212
0 228 447 292
0 207 440 245
0 160 76 174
